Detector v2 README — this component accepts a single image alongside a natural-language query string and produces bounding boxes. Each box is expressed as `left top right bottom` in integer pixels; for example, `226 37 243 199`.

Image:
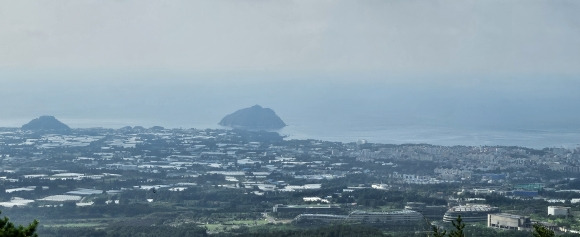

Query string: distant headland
21 115 71 132
219 105 286 131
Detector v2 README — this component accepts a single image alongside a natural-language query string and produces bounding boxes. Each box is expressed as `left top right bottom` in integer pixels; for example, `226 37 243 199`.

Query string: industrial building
347 210 424 224
273 204 342 213
293 209 426 229
548 206 570 216
293 214 348 224
443 204 499 222
405 202 448 221
273 204 343 218
487 213 531 230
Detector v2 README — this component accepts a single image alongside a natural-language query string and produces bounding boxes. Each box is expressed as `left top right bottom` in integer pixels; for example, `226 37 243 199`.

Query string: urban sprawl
1 126 580 236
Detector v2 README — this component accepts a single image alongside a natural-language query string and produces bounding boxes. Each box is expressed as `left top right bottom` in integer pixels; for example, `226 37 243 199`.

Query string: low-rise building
405 202 448 221
443 204 499 223
347 210 424 224
293 210 426 230
548 206 570 216
293 214 348 224
273 204 343 218
488 213 531 230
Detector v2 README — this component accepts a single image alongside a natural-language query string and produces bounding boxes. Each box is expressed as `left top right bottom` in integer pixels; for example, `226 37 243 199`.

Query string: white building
488 213 531 230
443 204 500 222
548 206 570 216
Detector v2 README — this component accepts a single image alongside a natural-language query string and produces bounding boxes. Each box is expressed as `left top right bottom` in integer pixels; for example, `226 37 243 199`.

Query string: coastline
2 117 578 150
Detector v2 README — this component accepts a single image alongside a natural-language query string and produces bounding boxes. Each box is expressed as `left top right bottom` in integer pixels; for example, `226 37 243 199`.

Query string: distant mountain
21 116 71 131
219 105 286 130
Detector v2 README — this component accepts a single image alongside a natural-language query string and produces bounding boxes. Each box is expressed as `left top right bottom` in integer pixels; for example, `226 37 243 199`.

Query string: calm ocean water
280 124 580 149
2 117 578 149
2 74 579 149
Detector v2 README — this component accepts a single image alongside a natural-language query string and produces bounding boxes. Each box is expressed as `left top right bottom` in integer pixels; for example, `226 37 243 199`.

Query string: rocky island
219 105 286 131
21 115 71 132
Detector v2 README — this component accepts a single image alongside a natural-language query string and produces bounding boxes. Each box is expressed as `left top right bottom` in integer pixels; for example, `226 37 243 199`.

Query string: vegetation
0 210 38 237
235 224 389 237
430 217 580 237
431 216 465 237
448 215 465 237
533 223 555 237
2 127 580 236
39 224 208 237
432 225 446 237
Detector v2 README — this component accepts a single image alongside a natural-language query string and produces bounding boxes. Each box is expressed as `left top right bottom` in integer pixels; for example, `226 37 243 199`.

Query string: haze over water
1 72 579 149
1 1 579 149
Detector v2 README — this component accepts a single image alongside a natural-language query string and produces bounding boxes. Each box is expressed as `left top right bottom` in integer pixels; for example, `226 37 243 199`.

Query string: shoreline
2 124 578 150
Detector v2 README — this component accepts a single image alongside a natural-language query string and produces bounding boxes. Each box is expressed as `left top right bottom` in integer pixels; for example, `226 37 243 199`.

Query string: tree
0 210 39 237
533 223 555 237
431 215 465 237
432 225 446 237
448 215 465 237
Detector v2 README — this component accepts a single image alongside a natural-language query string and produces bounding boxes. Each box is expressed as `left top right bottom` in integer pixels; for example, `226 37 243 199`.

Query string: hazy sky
1 0 579 75
1 0 579 133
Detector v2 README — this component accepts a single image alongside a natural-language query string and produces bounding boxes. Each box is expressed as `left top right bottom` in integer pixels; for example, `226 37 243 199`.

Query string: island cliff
21 116 71 131
219 105 286 131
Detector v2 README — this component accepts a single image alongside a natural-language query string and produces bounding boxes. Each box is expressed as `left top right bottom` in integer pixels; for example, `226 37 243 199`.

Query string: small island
21 115 71 132
219 105 286 131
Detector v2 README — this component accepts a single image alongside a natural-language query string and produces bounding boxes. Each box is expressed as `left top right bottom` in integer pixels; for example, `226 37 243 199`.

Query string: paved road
262 212 276 224
262 213 292 224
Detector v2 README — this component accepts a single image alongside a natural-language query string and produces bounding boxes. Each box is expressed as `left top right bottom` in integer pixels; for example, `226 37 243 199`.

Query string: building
293 210 427 229
293 214 348 225
405 202 448 221
443 204 499 223
273 204 343 218
488 213 531 230
273 204 342 213
347 210 424 224
548 206 570 216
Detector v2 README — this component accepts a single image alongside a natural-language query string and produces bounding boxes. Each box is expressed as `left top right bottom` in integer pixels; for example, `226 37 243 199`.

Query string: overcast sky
1 0 579 133
1 0 579 75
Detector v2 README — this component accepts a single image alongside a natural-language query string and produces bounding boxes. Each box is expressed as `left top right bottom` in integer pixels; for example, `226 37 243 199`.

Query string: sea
2 117 578 150
2 74 579 150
